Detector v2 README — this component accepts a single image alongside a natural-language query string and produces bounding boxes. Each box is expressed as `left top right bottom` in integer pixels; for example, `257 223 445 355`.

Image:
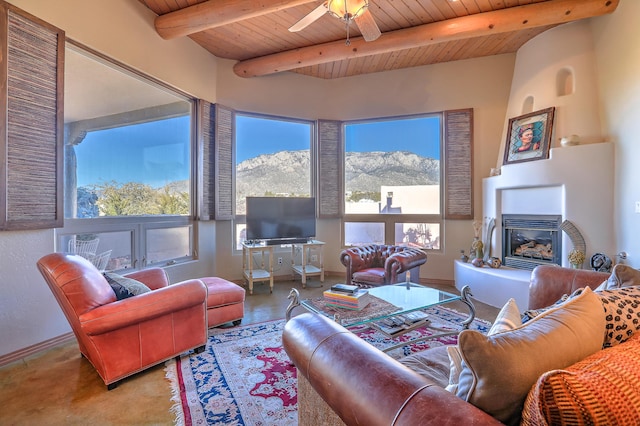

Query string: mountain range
236 150 439 212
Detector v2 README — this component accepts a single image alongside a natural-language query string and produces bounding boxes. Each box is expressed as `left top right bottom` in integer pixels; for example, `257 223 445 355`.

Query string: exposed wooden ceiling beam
233 0 619 78
155 0 317 40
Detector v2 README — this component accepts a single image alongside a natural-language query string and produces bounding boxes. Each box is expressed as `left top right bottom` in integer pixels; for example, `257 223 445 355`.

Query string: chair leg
107 381 119 391
232 319 242 326
194 345 206 354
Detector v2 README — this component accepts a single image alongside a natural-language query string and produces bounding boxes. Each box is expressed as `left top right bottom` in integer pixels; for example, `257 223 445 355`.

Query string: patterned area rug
165 306 491 425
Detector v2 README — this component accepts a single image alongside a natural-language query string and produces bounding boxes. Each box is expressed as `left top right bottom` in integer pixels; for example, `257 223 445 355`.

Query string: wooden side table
291 240 324 287
242 242 274 295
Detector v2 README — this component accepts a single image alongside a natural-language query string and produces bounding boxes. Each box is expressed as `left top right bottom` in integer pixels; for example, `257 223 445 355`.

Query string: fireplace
502 214 562 270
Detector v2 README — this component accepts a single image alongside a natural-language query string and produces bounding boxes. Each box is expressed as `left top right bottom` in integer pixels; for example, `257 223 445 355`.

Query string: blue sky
76 114 441 187
236 114 441 164
236 115 312 163
346 116 441 159
76 116 190 188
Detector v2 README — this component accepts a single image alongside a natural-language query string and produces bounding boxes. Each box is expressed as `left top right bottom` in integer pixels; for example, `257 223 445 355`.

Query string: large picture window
343 114 442 250
58 42 195 271
234 113 314 249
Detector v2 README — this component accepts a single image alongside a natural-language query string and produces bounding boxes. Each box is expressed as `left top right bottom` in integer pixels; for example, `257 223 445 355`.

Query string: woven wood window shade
444 108 474 220
317 120 344 218
0 3 64 230
199 101 234 220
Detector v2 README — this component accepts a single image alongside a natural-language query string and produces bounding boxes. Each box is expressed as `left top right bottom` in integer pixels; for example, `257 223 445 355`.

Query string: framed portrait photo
503 107 555 165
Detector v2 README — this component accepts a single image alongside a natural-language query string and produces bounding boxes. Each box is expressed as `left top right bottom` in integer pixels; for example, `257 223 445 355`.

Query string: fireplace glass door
502 215 562 270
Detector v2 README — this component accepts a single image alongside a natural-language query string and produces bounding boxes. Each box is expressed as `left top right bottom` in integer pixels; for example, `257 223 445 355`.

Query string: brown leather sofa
340 244 427 286
37 253 208 390
282 266 610 425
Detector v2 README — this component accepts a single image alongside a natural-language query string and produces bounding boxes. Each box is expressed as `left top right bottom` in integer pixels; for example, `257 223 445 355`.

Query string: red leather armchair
340 244 427 286
37 253 208 390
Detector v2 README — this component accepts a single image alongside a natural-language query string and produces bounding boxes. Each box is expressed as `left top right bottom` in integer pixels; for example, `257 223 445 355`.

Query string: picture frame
503 107 555 165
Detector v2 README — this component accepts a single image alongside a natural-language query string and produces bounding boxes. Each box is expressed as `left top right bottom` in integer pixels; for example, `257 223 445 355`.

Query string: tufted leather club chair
339 244 427 287
37 253 208 390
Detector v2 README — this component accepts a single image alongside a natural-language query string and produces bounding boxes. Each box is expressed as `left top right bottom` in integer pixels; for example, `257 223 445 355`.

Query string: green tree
96 181 160 216
347 191 381 203
157 184 189 214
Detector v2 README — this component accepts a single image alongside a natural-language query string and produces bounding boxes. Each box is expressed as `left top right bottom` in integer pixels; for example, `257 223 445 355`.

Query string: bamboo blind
1 4 64 230
199 101 234 220
317 120 343 218
444 108 474 220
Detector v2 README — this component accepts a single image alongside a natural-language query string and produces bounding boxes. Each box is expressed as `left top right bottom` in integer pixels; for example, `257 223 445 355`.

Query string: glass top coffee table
286 283 476 352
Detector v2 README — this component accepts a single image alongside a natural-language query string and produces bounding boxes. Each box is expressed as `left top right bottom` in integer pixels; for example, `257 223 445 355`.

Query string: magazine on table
373 311 430 338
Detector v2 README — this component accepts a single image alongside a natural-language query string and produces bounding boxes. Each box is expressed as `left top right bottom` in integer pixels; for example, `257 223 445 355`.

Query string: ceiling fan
289 0 381 45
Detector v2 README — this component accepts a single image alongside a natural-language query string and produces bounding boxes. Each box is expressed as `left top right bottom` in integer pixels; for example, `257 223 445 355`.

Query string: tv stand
291 240 324 287
241 242 274 295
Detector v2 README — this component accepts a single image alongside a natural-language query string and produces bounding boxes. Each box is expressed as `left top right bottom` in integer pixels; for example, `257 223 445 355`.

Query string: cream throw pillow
455 287 605 426
445 298 521 393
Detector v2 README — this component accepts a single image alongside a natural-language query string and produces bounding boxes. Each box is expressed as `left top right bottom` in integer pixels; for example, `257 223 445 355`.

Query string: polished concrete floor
0 276 499 425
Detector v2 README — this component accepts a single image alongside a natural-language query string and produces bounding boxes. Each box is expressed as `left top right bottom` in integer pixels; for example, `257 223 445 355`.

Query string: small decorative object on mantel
590 252 612 273
617 251 628 265
503 107 555 165
471 238 484 261
560 134 580 147
568 249 586 269
471 257 484 268
487 257 502 269
561 220 586 257
460 250 468 263
470 219 484 263
482 217 496 263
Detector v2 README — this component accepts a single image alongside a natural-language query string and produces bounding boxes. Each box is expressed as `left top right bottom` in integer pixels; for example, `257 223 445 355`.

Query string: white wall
591 0 640 267
483 19 616 270
497 20 605 166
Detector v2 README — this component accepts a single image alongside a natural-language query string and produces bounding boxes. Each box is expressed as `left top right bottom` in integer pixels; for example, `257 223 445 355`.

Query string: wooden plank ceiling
138 0 619 79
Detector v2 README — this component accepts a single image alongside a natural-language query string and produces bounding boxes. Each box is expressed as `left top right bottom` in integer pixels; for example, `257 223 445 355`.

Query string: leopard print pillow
597 286 640 348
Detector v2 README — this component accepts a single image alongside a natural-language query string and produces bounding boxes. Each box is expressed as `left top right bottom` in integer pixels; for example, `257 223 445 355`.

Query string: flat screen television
246 197 316 245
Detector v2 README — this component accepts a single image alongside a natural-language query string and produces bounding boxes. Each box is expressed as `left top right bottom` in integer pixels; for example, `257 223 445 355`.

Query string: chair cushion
522 333 640 426
200 277 245 308
455 287 605 425
352 268 386 285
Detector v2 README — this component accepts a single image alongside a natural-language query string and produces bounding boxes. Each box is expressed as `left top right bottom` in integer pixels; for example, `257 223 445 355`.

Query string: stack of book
373 311 430 338
323 284 371 311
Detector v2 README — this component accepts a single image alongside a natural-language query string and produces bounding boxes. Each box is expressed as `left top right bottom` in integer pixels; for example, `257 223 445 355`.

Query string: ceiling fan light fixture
327 0 369 22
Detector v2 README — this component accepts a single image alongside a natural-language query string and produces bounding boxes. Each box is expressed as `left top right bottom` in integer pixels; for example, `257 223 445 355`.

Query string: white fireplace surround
455 142 614 309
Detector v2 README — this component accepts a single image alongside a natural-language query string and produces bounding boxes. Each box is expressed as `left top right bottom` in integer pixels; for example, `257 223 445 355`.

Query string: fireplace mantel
456 142 614 309
484 142 614 268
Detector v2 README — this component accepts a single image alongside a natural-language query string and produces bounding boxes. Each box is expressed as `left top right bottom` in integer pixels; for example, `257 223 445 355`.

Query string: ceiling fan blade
354 9 381 42
289 3 328 32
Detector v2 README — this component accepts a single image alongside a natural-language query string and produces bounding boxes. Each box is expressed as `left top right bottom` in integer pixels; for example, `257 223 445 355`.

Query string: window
343 114 442 250
234 113 314 249
58 42 195 271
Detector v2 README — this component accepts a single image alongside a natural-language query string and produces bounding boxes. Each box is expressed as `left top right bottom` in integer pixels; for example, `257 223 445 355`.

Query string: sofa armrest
528 265 609 310
79 279 207 335
283 313 501 426
385 249 427 283
124 267 170 290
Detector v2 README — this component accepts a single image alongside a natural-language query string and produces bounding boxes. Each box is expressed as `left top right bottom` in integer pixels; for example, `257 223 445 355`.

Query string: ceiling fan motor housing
327 0 369 22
